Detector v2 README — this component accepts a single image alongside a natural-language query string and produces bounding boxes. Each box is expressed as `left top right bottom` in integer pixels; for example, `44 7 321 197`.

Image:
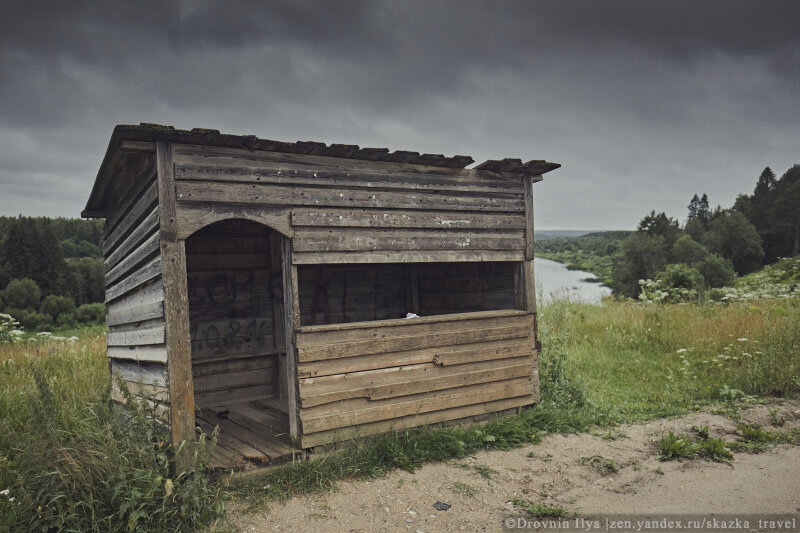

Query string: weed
511 498 567 518
691 425 710 440
769 408 786 427
449 482 478 498
696 438 733 463
654 466 664 475
579 455 620 475
658 432 697 461
738 424 773 443
454 463 499 483
600 429 627 441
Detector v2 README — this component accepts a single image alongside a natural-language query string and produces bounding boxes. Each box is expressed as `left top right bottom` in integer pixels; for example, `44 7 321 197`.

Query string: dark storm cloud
1 0 798 228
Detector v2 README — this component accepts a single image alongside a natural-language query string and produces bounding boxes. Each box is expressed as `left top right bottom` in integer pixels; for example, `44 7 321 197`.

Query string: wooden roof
83 123 560 217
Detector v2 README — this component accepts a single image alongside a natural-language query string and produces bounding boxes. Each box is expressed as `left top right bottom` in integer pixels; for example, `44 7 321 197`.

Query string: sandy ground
228 401 800 532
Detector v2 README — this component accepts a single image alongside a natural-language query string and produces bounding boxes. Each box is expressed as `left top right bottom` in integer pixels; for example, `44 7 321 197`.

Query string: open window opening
297 261 521 327
185 219 294 464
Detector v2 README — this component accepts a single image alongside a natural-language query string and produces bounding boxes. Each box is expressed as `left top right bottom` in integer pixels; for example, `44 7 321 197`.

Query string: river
534 258 611 304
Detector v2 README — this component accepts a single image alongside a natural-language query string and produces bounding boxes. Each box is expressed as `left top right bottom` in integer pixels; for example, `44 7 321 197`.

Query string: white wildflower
737 338 749 342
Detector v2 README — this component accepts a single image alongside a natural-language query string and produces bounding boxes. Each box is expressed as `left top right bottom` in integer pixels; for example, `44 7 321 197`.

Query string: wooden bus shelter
82 123 560 467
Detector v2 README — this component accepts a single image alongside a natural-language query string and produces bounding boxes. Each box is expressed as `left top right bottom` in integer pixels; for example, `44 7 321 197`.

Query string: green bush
40 295 77 322
19 311 53 331
2 279 41 311
55 312 76 328
672 234 709 264
657 263 705 292
76 303 105 324
698 253 736 288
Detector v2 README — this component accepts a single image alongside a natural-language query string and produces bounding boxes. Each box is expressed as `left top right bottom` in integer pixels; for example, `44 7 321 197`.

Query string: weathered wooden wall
295 310 538 448
170 143 527 264
185 219 283 408
103 166 170 416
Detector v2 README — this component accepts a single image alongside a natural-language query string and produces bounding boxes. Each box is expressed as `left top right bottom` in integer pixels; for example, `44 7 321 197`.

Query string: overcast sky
1 1 798 230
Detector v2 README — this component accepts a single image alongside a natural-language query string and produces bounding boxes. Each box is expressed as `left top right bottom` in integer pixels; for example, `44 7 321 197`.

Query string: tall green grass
0 335 223 532
542 298 800 422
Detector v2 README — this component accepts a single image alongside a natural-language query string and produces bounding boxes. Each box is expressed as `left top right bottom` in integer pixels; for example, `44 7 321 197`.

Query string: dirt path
228 401 800 532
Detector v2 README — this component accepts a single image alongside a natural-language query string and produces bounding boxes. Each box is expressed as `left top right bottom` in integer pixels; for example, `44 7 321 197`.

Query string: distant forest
538 164 800 299
0 217 105 330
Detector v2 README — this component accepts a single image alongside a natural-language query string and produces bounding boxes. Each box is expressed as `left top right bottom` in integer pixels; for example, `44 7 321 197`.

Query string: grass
449 481 478 498
543 298 800 422
0 333 223 532
579 455 619 475
1 291 799 530
658 423 800 462
511 498 567 518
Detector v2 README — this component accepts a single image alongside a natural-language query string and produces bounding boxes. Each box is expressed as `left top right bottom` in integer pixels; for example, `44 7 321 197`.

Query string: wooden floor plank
198 399 298 468
196 416 269 465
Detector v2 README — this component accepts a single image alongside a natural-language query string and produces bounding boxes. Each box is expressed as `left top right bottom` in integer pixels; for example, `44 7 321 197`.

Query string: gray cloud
1 0 798 229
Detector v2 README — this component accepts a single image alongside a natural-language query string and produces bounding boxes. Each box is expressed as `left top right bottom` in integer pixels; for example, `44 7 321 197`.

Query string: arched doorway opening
185 219 295 464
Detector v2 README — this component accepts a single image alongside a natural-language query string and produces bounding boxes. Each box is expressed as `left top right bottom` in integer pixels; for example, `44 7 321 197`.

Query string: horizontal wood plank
110 359 168 386
105 257 162 303
174 159 524 195
291 209 526 230
301 377 532 433
292 228 524 253
194 368 274 393
104 207 159 272
175 181 525 213
105 231 160 284
300 395 533 448
104 180 158 254
292 250 524 264
107 324 165 346
106 300 164 327
195 384 275 408
107 345 168 363
297 312 532 347
299 360 534 408
172 143 525 185
192 354 277 378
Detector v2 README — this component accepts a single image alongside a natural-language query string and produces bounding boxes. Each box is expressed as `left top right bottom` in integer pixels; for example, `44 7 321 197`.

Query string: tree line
612 164 800 299
0 216 105 330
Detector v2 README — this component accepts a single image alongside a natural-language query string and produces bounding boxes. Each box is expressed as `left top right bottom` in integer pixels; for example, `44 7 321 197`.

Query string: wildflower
676 348 688 354
0 489 9 496
737 338 749 342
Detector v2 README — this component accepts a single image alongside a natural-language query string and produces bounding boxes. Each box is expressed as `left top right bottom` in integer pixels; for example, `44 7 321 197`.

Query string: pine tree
687 194 701 221
698 194 711 227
